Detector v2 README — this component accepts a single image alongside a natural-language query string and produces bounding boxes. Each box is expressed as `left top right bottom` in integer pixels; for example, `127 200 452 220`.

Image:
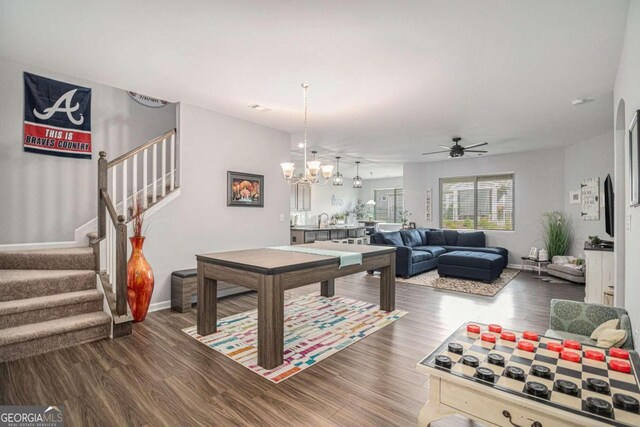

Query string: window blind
373 188 404 223
440 174 514 231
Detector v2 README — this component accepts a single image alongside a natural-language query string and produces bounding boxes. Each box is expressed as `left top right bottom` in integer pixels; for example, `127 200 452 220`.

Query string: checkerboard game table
416 322 640 427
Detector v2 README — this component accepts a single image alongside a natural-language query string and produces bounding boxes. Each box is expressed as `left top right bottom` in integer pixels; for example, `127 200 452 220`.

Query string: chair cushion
414 246 447 257
411 251 433 263
443 229 459 246
400 229 422 247
547 263 585 278
438 251 503 269
456 231 486 247
426 230 446 246
381 231 404 246
172 268 197 278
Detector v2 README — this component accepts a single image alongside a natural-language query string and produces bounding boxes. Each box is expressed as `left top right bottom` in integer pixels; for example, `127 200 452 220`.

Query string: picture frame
580 178 600 221
630 110 639 207
528 247 538 259
425 188 433 222
409 222 416 229
569 191 580 205
227 171 264 207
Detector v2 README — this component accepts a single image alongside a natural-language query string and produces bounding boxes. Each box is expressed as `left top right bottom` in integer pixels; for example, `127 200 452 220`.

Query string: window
373 188 404 222
440 174 514 231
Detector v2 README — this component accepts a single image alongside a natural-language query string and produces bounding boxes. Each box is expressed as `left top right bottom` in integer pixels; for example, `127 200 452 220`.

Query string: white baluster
162 138 167 197
132 154 138 207
143 149 148 208
106 209 111 275
170 133 175 191
112 165 117 217
122 159 128 220
152 145 158 203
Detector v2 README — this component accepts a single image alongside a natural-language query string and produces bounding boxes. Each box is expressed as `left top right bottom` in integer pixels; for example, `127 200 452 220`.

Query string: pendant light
333 156 343 186
353 161 363 188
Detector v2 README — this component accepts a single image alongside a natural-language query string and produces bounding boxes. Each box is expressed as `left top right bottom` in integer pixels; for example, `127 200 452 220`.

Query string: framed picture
581 178 600 221
569 191 580 205
528 247 538 259
425 188 433 222
227 171 264 207
630 110 639 207
409 222 416 229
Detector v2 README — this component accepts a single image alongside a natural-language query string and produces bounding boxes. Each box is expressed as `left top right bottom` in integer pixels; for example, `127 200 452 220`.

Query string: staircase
0 247 111 362
0 128 180 362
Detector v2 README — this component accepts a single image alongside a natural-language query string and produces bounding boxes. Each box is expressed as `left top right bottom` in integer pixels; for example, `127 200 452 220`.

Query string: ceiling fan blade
421 150 450 155
464 150 488 153
463 142 488 149
438 145 452 150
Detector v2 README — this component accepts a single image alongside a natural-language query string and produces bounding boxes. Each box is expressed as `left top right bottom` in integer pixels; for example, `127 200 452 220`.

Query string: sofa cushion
547 263 585 278
416 228 429 245
439 251 503 269
456 231 486 247
380 231 404 246
442 229 459 246
400 229 422 247
426 230 446 246
414 246 447 257
411 251 433 263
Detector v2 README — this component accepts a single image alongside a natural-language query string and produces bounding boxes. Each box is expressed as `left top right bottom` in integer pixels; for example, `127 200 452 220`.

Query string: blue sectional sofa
369 228 508 278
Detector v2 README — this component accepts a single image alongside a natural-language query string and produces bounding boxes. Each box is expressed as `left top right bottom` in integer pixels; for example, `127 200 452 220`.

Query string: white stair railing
97 129 178 317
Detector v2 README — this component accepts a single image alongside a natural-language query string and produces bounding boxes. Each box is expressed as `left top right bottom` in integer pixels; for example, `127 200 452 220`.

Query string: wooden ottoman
171 269 251 312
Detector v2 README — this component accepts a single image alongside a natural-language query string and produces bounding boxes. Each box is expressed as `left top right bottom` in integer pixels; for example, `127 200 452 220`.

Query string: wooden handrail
101 189 123 224
107 128 176 168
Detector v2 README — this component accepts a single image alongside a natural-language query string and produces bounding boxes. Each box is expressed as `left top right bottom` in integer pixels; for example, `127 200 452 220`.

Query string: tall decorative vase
127 236 154 322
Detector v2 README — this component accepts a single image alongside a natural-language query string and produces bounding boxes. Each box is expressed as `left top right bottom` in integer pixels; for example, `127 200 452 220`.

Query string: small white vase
538 249 549 261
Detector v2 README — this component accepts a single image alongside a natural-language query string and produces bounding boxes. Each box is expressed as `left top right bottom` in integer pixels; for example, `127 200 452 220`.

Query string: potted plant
399 210 412 228
540 211 573 259
332 212 347 225
127 196 154 322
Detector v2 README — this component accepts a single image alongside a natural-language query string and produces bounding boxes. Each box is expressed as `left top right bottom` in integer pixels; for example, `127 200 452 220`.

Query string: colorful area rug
183 294 407 383
371 268 520 297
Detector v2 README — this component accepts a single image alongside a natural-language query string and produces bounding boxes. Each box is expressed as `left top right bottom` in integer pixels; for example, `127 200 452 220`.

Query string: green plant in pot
540 211 573 258
399 209 412 226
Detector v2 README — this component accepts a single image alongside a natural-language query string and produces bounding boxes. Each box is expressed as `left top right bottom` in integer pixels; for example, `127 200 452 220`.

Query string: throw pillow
456 231 486 247
381 231 404 247
596 328 628 348
426 230 446 246
400 229 422 247
590 318 620 340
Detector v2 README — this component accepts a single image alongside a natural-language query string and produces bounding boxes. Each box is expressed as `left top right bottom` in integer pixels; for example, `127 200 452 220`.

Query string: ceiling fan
422 137 488 158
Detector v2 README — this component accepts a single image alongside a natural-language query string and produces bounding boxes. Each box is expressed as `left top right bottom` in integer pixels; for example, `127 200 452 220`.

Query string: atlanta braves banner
23 72 92 159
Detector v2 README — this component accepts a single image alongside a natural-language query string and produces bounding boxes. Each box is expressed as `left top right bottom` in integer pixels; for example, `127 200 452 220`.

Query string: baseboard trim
149 300 171 313
507 263 523 270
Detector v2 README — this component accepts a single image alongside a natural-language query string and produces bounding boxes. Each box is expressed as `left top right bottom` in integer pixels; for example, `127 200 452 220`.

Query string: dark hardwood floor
1 271 584 427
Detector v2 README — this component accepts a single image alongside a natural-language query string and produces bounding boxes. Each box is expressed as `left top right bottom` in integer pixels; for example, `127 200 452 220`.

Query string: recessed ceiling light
298 143 305 148
571 98 594 106
248 104 271 112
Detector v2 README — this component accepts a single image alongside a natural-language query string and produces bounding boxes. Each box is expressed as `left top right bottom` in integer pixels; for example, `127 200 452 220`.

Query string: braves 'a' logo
33 89 84 125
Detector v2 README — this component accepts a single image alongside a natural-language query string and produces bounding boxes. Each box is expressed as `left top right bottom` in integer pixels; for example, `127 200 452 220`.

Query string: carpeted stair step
0 270 96 302
0 312 111 362
0 290 104 330
0 247 94 270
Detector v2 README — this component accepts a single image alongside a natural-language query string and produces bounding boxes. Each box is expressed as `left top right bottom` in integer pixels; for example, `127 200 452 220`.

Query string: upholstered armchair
546 299 634 350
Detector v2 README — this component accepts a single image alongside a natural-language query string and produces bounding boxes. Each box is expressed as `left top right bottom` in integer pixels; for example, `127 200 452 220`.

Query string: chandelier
353 161 363 188
333 156 343 186
281 83 333 186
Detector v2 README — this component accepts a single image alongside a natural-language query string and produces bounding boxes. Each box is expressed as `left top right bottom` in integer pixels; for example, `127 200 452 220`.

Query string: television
604 174 614 237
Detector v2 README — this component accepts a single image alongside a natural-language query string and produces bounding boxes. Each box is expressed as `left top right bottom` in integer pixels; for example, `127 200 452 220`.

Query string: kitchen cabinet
290 183 311 211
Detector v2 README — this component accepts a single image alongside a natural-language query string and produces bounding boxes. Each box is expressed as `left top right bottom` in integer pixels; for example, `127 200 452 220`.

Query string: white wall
403 149 565 263
563 132 615 256
0 58 176 244
142 103 291 307
614 0 640 345
305 183 359 226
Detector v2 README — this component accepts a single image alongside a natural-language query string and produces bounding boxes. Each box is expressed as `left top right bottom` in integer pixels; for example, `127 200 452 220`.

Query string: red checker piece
488 324 502 333
501 331 516 342
610 359 631 374
585 350 606 362
546 342 564 352
481 333 496 343
467 324 481 334
560 351 581 363
564 339 582 350
610 348 630 360
517 341 535 352
522 331 539 341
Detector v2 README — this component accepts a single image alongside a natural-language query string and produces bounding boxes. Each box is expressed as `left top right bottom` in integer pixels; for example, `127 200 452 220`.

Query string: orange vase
127 236 154 322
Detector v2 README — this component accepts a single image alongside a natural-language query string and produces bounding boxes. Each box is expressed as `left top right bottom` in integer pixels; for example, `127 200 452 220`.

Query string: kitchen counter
290 226 366 245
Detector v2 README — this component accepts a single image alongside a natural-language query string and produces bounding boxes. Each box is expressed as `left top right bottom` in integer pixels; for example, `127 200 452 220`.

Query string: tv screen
604 174 614 237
